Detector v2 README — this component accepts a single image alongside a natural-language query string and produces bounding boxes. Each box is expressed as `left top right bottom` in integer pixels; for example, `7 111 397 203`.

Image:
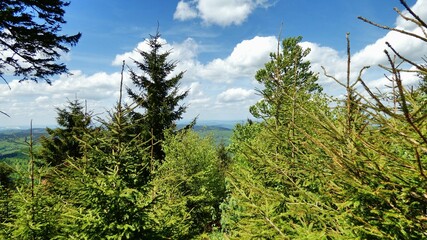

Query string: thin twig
321 66 345 88
414 147 426 180
386 42 426 71
1 75 11 90
358 16 427 42
399 0 427 29
0 110 10 117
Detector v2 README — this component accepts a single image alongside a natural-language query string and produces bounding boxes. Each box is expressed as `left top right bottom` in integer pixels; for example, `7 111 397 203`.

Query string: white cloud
395 0 427 31
299 41 347 84
174 0 271 26
200 36 277 82
0 70 129 126
112 38 165 66
3 0 426 127
112 37 198 78
298 0 427 95
113 35 277 84
186 82 204 96
217 88 256 103
174 1 198 21
188 97 210 105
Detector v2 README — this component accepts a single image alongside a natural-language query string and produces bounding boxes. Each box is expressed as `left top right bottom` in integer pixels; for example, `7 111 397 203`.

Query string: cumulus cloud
113 35 277 83
200 36 277 82
112 37 199 78
112 38 166 66
395 0 427 31
0 70 128 126
174 1 198 21
298 0 427 94
173 0 271 26
4 0 426 126
217 88 256 103
299 42 347 84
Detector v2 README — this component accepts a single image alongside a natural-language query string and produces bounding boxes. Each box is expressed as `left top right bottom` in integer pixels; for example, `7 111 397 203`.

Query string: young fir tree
250 36 322 123
59 101 159 239
150 130 226 239
2 125 66 239
38 99 92 167
220 37 343 238
127 31 188 161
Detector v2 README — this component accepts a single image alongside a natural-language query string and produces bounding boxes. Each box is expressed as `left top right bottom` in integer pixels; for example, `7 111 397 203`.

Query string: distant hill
0 123 235 166
0 128 47 140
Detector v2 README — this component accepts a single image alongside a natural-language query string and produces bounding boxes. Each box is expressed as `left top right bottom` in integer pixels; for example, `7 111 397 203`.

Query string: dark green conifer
0 0 81 83
127 30 188 161
39 99 92 166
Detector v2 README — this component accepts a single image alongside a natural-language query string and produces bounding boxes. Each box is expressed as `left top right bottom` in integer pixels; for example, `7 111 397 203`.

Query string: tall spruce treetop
250 36 322 121
0 0 81 83
127 31 188 161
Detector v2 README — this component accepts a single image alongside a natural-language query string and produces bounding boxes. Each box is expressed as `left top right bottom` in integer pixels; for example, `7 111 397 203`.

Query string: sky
1 0 426 128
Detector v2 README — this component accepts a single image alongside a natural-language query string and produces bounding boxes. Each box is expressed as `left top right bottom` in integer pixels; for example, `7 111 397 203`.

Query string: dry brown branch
357 16 427 42
399 0 427 29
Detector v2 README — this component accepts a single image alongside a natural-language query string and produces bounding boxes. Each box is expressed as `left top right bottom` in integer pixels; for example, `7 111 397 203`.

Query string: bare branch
321 66 346 88
0 110 10 118
399 0 427 29
1 75 11 90
386 42 426 71
358 16 427 43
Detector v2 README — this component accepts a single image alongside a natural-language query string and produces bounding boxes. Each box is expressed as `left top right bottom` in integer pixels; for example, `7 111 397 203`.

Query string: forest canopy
1 0 427 239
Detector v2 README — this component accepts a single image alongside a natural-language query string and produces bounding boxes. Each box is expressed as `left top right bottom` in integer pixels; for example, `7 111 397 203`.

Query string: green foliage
250 36 322 121
2 177 65 239
0 128 45 167
127 31 188 161
0 0 81 83
222 116 352 239
221 22 427 238
150 130 226 239
4 2 427 239
0 162 14 225
0 150 65 240
38 99 92 167
58 106 158 239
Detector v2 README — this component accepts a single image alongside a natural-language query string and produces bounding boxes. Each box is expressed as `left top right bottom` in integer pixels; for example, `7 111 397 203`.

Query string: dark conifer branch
0 0 81 83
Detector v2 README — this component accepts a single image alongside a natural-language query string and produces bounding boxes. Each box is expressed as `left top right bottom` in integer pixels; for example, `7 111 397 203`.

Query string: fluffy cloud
112 37 199 79
113 35 276 83
112 38 166 66
199 36 277 82
298 3 427 95
174 0 271 26
395 0 427 31
217 88 256 103
174 1 198 21
299 41 347 84
0 70 128 126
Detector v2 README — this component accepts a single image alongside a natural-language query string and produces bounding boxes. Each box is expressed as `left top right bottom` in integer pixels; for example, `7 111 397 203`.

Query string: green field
0 128 46 166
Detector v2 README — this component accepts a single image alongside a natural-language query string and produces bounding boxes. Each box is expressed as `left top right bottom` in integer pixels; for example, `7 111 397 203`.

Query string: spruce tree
60 101 158 239
250 36 322 123
127 30 188 161
221 38 338 238
39 99 92 167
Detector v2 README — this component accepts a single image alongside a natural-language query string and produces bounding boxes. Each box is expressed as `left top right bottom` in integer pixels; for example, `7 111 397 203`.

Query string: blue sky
1 0 426 127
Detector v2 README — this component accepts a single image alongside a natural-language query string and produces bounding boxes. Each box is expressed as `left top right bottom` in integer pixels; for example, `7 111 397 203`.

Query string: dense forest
1 0 427 239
